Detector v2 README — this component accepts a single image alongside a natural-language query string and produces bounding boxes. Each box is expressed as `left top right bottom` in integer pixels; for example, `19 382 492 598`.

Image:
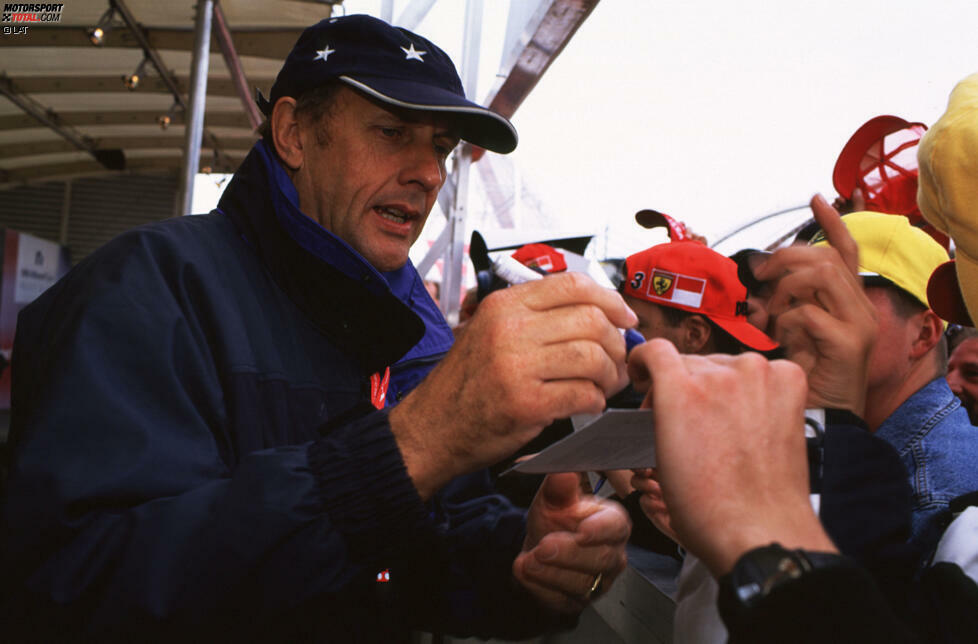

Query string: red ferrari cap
511 243 567 273
622 241 778 351
634 209 694 243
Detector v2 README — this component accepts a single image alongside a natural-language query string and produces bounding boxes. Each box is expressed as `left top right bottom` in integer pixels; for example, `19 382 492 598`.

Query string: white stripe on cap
338 75 517 147
670 283 705 308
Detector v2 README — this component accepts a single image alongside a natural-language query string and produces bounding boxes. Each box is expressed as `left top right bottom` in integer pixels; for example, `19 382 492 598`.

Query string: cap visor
635 209 668 229
710 315 779 352
339 75 517 154
927 261 973 325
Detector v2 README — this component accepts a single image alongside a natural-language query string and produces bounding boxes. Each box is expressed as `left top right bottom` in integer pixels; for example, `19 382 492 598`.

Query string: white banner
14 232 64 305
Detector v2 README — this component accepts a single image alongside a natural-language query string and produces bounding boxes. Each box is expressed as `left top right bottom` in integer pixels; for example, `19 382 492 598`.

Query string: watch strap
720 543 847 610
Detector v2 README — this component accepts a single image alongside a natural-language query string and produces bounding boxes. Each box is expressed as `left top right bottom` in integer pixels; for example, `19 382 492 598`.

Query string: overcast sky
494 0 978 258
199 0 978 264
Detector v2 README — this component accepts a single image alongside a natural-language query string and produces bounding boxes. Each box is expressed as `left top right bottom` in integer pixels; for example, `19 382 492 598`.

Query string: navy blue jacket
0 142 562 641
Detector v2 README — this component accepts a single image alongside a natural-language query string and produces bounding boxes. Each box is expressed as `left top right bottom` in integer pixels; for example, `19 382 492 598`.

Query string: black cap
257 14 518 154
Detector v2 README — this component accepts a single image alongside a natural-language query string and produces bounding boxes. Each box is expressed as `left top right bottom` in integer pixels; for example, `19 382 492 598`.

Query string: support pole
395 0 437 30
212 1 261 130
439 0 483 321
111 0 187 110
176 0 214 217
441 146 471 323
416 222 452 280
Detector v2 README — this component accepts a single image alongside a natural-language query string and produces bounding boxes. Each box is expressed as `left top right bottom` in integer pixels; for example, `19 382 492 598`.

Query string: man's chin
365 249 411 273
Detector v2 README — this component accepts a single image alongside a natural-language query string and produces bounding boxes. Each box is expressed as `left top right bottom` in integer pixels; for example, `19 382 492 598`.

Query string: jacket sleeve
718 563 918 643
383 469 577 640
0 229 434 638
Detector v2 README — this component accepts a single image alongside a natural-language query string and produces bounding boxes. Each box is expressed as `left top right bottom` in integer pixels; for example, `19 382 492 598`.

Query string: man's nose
401 144 444 192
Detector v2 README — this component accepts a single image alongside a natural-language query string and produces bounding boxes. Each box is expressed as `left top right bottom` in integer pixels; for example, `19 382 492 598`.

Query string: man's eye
435 139 458 157
380 127 402 138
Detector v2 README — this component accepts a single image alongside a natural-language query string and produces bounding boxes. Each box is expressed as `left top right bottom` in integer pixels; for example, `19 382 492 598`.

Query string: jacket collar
217 141 426 374
875 377 963 451
383 261 454 364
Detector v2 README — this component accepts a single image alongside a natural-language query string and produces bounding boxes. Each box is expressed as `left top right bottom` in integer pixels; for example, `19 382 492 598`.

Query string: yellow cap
917 72 978 322
811 211 949 308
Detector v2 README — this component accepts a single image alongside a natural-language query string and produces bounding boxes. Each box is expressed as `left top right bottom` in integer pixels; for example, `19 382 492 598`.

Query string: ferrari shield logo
652 274 673 295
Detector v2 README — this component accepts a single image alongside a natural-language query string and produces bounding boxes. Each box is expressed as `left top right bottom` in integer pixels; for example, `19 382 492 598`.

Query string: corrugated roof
0 0 340 188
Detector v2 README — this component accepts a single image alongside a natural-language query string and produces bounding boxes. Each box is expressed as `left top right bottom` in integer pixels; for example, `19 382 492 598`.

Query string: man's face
625 296 686 348
734 252 775 333
863 286 917 390
948 337 978 424
292 87 460 272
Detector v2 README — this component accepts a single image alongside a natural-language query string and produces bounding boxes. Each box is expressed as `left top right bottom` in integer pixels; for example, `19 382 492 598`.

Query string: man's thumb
540 472 582 510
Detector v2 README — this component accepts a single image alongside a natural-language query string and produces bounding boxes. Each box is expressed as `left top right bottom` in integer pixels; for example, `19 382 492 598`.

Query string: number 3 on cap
630 271 645 290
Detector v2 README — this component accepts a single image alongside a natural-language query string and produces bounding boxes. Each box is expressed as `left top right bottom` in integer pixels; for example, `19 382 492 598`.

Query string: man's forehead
380 104 462 138
954 337 978 356
342 86 460 138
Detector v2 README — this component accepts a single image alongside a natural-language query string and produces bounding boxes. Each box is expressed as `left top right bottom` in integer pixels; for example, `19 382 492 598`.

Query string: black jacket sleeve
718 563 917 643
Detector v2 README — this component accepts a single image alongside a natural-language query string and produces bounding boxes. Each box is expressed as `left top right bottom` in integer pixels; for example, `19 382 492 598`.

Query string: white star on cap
314 46 335 62
401 43 426 62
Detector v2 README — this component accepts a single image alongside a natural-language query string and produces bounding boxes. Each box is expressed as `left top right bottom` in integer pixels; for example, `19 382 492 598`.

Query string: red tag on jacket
370 367 390 410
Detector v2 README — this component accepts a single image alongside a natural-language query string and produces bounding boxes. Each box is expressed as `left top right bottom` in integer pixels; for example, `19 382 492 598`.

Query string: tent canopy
0 0 344 188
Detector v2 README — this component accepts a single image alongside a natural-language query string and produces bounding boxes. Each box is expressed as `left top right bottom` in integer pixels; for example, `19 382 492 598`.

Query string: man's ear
910 310 944 360
682 315 713 354
270 97 303 171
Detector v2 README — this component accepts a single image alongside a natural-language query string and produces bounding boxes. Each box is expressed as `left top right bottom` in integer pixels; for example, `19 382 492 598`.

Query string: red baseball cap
832 115 927 217
634 209 693 242
622 241 778 352
511 243 567 273
927 260 974 326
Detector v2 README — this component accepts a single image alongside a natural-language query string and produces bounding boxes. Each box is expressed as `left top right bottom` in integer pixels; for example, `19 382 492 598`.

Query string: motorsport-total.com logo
2 2 62 34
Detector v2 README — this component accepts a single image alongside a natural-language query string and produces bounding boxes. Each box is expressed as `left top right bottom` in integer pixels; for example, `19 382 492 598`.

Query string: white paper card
510 409 656 474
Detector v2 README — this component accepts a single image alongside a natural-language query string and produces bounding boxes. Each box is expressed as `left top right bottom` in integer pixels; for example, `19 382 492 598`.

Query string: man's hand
630 468 680 544
512 472 630 613
628 340 837 577
752 194 878 415
391 272 637 499
831 186 866 215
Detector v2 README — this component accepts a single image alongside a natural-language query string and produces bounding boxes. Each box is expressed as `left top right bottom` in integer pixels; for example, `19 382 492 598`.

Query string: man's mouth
375 206 411 224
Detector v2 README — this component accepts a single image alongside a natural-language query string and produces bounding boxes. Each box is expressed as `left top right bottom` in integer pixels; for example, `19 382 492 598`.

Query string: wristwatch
720 543 846 610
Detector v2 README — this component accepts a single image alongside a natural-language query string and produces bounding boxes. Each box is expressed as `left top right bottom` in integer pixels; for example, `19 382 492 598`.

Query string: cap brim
635 209 668 229
710 314 779 352
832 115 920 198
339 75 518 154
927 261 973 325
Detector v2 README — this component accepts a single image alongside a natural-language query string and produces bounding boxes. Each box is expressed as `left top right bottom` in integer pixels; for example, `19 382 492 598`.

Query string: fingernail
536 542 559 561
622 298 638 325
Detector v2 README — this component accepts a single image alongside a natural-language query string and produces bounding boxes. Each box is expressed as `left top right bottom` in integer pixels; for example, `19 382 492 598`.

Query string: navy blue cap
257 14 518 154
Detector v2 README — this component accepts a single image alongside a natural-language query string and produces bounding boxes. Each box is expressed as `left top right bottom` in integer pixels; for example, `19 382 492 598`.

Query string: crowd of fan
1 13 976 643
477 74 978 642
